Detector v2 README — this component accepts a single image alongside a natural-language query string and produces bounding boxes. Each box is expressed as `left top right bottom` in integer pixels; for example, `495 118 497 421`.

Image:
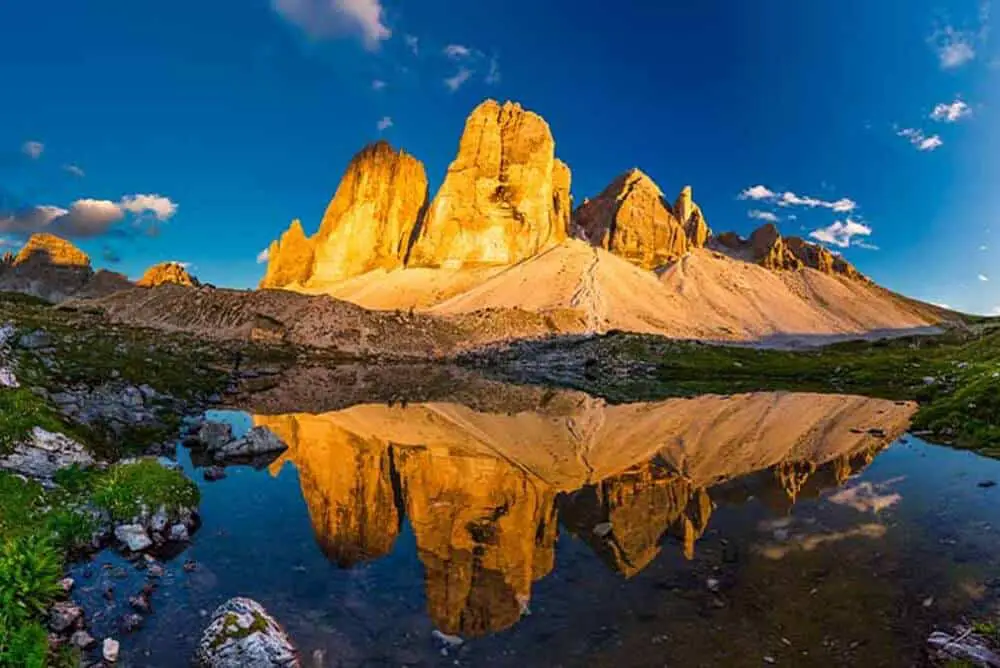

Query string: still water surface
70 378 1000 667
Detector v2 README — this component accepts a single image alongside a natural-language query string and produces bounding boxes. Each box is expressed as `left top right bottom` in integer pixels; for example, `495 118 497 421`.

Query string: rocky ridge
137 261 200 288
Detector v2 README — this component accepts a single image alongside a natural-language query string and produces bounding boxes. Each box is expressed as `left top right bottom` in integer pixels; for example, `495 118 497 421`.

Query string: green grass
91 459 199 522
0 388 78 453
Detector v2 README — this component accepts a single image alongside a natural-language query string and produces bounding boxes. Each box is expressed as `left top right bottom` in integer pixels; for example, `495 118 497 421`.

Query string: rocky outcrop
674 186 710 247
0 427 96 480
0 233 93 301
712 224 863 279
74 269 134 299
260 220 314 288
750 224 803 271
574 169 690 270
195 597 299 668
138 261 199 288
407 100 570 267
573 172 711 271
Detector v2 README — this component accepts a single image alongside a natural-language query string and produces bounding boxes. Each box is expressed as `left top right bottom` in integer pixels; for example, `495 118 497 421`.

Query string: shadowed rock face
407 100 570 268
0 233 93 301
251 388 914 636
714 224 863 279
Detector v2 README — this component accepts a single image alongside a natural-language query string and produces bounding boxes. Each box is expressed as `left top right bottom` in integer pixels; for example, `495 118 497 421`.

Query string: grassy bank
0 462 199 666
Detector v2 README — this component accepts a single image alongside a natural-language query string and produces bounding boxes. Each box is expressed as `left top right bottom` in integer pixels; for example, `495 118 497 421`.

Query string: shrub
91 459 199 522
0 615 48 668
0 534 63 624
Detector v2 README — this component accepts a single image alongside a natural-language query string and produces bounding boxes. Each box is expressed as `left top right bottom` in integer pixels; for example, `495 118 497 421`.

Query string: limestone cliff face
750 224 803 271
137 261 199 288
573 169 690 271
260 142 427 288
14 233 90 268
674 186 710 247
311 142 428 282
260 220 314 289
785 236 861 279
408 100 570 267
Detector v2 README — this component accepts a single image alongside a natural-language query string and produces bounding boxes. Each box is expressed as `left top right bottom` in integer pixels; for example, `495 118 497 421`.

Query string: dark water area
68 382 1000 667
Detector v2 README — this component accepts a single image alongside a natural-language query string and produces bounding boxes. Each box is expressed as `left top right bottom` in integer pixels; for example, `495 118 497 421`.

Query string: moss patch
91 459 199 522
0 388 83 454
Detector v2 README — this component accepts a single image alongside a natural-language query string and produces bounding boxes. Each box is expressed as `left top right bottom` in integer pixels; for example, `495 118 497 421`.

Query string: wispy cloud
930 26 977 69
256 248 270 264
748 210 779 223
21 141 43 159
739 185 856 213
444 67 473 92
371 79 386 91
930 99 971 122
809 219 873 249
485 54 501 85
979 273 990 282
897 127 944 151
444 44 473 59
376 115 393 131
404 34 419 55
272 0 391 49
62 164 85 178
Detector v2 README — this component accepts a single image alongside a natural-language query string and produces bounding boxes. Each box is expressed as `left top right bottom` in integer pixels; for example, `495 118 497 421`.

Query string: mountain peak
137 261 199 288
14 233 90 268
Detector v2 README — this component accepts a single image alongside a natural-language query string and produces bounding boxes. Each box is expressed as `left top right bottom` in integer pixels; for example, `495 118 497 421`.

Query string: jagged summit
711 223 863 279
14 233 90 268
137 261 199 288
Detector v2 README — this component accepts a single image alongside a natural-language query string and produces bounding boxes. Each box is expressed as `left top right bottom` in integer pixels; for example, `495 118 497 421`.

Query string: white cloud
404 34 419 55
120 194 178 220
930 99 971 122
50 199 125 237
931 26 977 69
21 141 43 159
0 205 68 234
897 127 943 151
931 302 953 310
272 0 391 49
371 79 386 91
739 184 857 213
979 273 990 282
62 164 85 178
991 306 1000 316
485 55 501 85
444 67 473 92
739 185 776 201
808 219 873 249
256 248 270 264
981 245 989 251
376 115 393 131
444 44 472 59
748 210 779 223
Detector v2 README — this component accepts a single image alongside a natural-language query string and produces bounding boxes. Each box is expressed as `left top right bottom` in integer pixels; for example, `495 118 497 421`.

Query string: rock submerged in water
195 597 299 668
212 426 287 461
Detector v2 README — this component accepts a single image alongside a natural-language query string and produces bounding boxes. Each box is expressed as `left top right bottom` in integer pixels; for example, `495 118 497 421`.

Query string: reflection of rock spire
774 460 818 505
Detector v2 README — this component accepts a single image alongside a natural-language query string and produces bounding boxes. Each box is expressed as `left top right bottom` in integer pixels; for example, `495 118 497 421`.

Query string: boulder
0 427 96 480
194 597 300 668
114 524 153 552
408 100 570 267
193 421 235 450
48 601 83 633
212 426 287 461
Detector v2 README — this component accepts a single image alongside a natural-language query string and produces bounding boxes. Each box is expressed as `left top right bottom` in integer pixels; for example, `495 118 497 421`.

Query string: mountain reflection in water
256 391 914 637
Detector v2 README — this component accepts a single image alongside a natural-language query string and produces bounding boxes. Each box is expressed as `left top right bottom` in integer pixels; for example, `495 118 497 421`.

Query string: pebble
103 637 120 662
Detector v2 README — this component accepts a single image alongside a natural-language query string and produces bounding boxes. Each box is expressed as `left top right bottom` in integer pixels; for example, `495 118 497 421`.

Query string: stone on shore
195 597 300 667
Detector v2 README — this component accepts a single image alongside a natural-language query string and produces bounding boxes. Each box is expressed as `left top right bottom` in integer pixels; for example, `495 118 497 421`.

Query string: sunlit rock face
407 100 570 268
254 388 916 635
261 414 402 566
674 185 710 247
0 233 93 301
713 224 863 279
260 142 428 288
137 261 199 287
574 169 692 270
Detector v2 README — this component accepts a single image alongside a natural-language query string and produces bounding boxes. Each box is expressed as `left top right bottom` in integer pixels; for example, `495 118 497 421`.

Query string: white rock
213 427 288 460
169 523 190 542
114 524 153 552
103 637 121 663
195 597 299 667
0 427 95 480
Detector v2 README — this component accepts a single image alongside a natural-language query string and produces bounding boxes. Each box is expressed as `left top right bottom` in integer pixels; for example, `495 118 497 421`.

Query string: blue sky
1 0 998 313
